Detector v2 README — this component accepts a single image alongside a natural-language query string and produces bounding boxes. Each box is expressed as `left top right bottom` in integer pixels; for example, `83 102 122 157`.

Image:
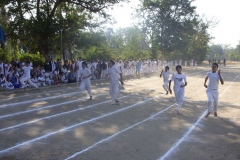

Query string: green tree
0 0 128 59
136 0 211 61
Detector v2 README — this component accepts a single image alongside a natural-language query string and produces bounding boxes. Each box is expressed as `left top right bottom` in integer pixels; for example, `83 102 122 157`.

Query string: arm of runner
160 70 163 77
204 77 208 88
218 69 224 85
82 73 91 79
119 72 124 85
168 80 172 94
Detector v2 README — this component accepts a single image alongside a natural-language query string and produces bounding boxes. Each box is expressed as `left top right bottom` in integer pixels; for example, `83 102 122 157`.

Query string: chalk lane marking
0 75 159 108
0 96 129 132
64 82 207 159
0 98 152 154
0 70 207 155
0 76 158 102
0 93 108 119
0 88 107 108
158 73 240 160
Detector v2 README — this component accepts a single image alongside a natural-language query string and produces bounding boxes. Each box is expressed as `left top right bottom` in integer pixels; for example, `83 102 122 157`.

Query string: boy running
106 60 124 105
204 63 224 118
169 65 187 114
160 66 171 95
79 62 92 100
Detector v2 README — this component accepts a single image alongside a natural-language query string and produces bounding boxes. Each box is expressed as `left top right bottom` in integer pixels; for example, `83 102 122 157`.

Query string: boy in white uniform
20 61 39 90
204 63 224 118
169 65 187 114
160 66 171 95
79 62 92 100
106 60 124 105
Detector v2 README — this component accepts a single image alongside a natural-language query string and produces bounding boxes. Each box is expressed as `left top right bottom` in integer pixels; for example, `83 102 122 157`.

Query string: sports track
0 65 239 160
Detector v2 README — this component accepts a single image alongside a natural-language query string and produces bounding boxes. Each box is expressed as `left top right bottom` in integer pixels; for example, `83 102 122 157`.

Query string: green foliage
0 47 45 67
0 0 128 59
137 0 211 61
82 46 114 61
106 27 151 60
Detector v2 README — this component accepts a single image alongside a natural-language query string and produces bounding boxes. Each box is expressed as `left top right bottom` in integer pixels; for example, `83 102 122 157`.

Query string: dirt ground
0 64 239 160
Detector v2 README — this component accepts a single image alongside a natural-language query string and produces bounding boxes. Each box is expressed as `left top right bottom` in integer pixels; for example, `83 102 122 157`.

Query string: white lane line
0 79 166 121
65 99 176 160
64 83 207 159
0 70 206 108
0 76 158 102
0 98 152 154
0 82 159 119
158 73 240 160
0 93 108 119
0 96 129 132
0 88 106 108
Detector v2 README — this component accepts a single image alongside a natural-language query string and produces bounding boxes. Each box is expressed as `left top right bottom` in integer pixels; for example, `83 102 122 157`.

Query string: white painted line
0 75 156 102
0 88 106 108
0 98 152 154
158 73 240 160
0 96 129 132
0 70 205 103
65 100 176 160
65 82 208 159
0 93 108 119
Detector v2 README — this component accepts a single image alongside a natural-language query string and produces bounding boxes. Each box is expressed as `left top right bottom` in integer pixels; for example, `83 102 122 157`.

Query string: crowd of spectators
0 57 187 91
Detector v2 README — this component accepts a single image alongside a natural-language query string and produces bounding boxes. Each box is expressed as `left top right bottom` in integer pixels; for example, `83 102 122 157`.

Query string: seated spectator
60 72 68 83
0 74 6 87
67 71 76 83
40 66 45 77
10 72 22 88
38 74 46 86
53 67 60 82
5 76 14 90
45 69 54 85
31 74 39 87
7 67 14 78
61 65 68 76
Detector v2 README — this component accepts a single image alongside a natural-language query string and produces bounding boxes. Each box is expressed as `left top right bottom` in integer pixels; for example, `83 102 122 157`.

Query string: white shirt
61 68 68 74
61 75 68 81
107 65 120 82
77 60 82 71
206 72 220 90
80 68 91 80
5 81 13 87
38 77 45 82
162 71 171 82
171 73 187 89
22 66 33 78
117 63 123 73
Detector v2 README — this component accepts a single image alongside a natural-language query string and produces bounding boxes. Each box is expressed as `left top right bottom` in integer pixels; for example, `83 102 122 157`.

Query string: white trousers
80 79 92 96
109 81 119 101
174 87 185 111
20 76 38 88
206 89 219 112
76 70 81 82
162 82 169 92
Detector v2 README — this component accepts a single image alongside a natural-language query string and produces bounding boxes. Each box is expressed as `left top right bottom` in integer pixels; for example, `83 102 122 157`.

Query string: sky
106 0 240 48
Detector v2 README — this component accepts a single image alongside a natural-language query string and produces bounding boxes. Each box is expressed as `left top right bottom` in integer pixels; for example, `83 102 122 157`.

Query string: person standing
20 61 39 90
136 60 142 75
223 58 226 66
204 63 224 118
76 57 83 82
160 66 171 95
106 60 124 105
79 62 92 100
169 65 187 114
